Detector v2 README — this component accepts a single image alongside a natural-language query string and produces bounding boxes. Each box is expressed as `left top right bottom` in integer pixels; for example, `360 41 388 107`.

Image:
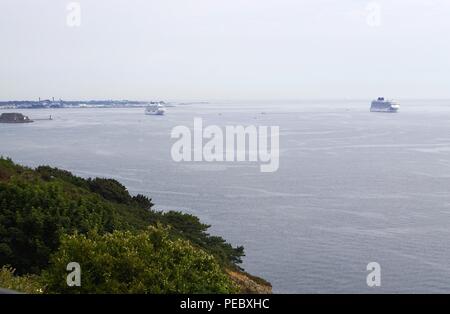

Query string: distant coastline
0 99 166 109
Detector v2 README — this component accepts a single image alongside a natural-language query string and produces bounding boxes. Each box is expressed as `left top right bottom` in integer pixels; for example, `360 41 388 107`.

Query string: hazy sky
1 0 450 101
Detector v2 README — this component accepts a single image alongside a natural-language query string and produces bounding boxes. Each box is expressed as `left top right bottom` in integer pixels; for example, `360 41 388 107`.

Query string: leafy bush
88 178 134 205
0 265 43 294
0 176 122 273
0 158 245 275
36 166 90 190
42 226 237 293
0 157 249 293
159 211 245 268
132 193 154 210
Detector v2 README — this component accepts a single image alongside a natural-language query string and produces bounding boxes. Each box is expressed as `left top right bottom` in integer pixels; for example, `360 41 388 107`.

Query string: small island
0 112 33 123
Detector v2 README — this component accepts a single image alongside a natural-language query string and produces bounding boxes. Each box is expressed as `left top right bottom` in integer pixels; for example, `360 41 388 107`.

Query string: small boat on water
145 104 165 115
370 97 400 112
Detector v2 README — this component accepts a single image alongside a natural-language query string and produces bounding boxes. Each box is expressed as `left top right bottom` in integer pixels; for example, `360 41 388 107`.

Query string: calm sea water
2 100 450 293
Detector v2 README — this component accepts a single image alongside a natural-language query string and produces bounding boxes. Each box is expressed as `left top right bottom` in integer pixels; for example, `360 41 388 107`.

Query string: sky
1 0 450 101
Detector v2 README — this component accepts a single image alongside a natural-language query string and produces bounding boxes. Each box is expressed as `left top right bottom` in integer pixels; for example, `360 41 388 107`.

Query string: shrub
0 265 44 294
42 226 237 294
88 178 133 205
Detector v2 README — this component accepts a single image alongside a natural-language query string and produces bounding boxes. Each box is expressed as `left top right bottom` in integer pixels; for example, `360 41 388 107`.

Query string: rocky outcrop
0 113 33 123
227 269 272 294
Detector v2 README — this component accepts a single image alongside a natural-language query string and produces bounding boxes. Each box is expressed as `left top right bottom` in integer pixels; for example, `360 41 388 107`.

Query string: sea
2 99 450 293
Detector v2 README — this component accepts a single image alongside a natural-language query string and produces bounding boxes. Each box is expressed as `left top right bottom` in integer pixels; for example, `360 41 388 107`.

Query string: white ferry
145 104 165 115
370 97 400 112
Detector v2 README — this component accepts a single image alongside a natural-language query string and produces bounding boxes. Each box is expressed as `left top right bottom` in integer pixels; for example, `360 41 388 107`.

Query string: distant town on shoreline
0 98 168 109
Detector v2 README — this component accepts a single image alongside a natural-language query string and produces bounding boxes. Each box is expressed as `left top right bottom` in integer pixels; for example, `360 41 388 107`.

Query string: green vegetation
43 227 236 293
0 266 43 294
0 157 248 293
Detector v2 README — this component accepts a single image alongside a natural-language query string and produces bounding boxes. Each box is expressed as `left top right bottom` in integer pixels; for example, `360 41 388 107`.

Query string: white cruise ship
370 97 400 112
145 104 165 115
